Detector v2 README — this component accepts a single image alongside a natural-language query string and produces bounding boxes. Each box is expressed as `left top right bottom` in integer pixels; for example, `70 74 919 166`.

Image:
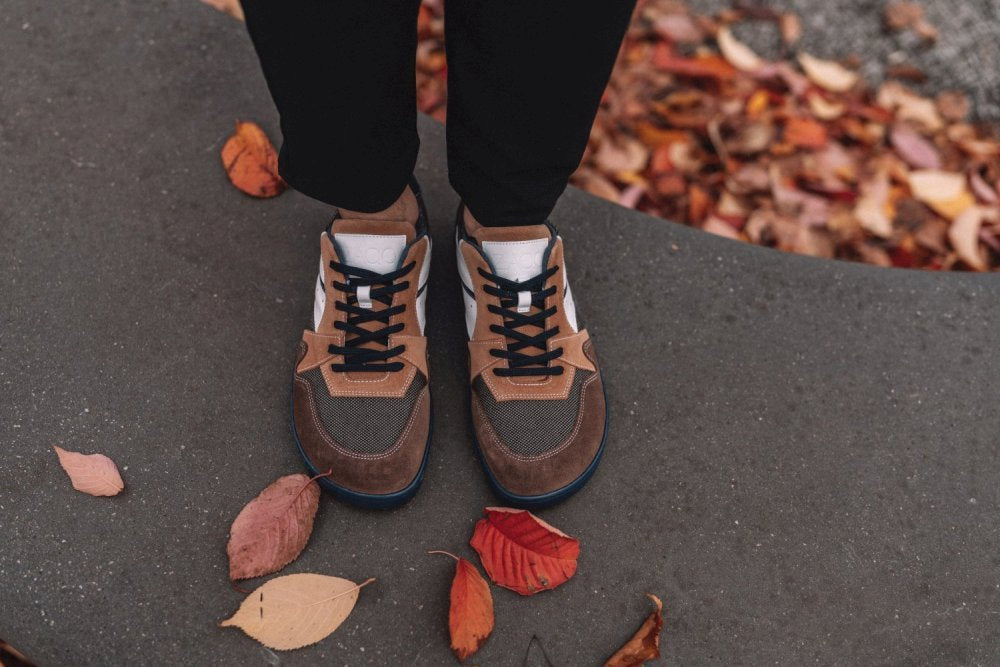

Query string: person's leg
242 0 422 212
450 2 635 507
445 0 637 226
243 2 433 509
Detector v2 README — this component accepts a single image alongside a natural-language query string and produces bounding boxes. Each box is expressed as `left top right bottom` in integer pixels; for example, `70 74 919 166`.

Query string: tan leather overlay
465 232 596 402
301 223 428 400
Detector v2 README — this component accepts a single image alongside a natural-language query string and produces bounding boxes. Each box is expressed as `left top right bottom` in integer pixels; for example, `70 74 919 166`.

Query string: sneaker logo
482 239 549 282
335 233 407 272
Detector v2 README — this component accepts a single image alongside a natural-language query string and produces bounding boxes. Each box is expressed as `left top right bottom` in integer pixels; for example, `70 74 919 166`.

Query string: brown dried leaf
779 13 802 46
604 594 664 667
53 446 124 497
227 474 320 580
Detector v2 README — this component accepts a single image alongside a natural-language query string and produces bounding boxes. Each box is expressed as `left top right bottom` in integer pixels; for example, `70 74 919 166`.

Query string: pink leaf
227 474 321 580
53 446 125 497
890 125 941 169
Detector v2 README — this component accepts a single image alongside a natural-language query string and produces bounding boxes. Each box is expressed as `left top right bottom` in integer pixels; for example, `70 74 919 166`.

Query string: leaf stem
427 550 460 561
306 577 376 606
293 468 332 502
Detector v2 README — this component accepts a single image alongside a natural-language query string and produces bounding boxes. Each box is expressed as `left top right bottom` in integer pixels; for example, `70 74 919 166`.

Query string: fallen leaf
948 206 987 271
909 170 975 220
884 2 923 30
469 507 579 596
653 47 737 81
604 594 664 667
653 13 704 44
890 125 941 169
227 474 321 580
200 0 244 21
430 552 494 663
717 26 764 72
855 170 894 238
806 92 846 121
936 91 970 122
784 117 828 150
798 53 858 93
220 574 374 650
221 121 286 198
779 13 802 45
53 445 124 497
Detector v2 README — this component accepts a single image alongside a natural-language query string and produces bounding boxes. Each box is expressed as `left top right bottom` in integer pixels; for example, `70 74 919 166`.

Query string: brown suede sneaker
291 181 432 509
455 205 607 508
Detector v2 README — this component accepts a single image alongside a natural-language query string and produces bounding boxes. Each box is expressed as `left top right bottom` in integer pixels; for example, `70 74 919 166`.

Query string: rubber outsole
290 381 432 510
471 373 609 510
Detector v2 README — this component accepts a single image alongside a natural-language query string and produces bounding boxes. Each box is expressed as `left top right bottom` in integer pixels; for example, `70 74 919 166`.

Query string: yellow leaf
220 574 374 651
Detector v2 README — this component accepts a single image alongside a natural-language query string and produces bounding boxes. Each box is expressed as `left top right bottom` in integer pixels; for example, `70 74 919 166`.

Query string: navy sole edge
289 381 432 511
472 373 610 510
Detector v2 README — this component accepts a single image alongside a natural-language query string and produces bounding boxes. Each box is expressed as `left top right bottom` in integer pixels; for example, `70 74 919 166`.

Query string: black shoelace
327 259 415 373
479 265 564 377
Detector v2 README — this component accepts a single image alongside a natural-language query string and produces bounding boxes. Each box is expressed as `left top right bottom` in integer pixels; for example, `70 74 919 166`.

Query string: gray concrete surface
2 1 1000 665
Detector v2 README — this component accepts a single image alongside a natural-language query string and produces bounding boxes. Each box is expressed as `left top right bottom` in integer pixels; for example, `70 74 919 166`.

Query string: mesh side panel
302 368 426 455
474 370 591 457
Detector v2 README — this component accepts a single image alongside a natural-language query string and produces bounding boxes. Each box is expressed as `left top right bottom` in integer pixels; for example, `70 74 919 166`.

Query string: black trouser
242 1 636 226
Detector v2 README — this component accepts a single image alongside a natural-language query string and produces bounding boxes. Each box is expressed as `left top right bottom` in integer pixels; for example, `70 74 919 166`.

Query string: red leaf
604 594 665 666
469 507 579 596
227 474 320 580
434 553 495 663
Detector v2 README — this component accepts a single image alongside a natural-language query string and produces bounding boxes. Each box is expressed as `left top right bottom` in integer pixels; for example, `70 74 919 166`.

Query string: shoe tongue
331 218 414 273
474 225 552 282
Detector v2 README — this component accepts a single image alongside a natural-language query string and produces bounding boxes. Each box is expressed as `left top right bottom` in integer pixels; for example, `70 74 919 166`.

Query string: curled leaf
798 53 858 93
909 170 975 220
220 574 373 650
469 507 579 596
227 473 321 580
221 121 286 198
854 169 893 239
948 206 987 271
53 446 124 497
604 594 665 667
717 26 764 72
431 552 494 663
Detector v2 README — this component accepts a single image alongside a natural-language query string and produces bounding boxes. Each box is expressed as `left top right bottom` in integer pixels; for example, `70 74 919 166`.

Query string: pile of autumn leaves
52 449 662 664
415 0 1000 270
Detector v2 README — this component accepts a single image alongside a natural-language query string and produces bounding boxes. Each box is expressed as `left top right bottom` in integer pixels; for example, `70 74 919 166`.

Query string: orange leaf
227 473 320 580
469 507 579 596
784 117 828 149
652 44 737 80
433 553 495 663
604 594 665 667
221 121 287 198
53 445 124 497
